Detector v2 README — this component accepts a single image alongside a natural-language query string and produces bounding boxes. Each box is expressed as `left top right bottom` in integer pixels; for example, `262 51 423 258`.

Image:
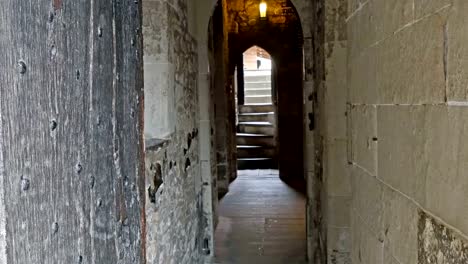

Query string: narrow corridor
214 170 307 264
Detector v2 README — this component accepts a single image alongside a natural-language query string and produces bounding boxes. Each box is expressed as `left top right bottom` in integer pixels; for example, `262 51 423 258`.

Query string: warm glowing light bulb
259 2 267 18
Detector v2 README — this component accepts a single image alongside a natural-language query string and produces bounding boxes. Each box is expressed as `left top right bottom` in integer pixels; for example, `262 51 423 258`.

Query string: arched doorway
226 0 305 182
236 46 277 170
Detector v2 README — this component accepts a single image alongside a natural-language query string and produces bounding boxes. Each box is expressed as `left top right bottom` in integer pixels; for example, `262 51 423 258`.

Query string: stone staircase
244 71 272 104
237 104 277 169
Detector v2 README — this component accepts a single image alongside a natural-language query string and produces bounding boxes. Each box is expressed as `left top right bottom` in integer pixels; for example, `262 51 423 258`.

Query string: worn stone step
238 122 274 136
245 82 271 89
239 104 274 114
238 112 274 123
244 75 271 82
237 133 275 147
237 145 275 158
237 158 277 170
245 95 272 104
245 88 272 96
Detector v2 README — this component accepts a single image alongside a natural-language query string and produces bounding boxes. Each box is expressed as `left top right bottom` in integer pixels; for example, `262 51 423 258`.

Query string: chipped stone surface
143 0 210 263
328 227 351 264
314 0 351 263
350 105 377 175
414 0 452 19
377 106 427 205
351 167 384 235
310 0 328 262
324 42 347 140
382 187 418 263
418 211 468 264
325 0 347 43
350 209 384 264
326 140 351 197
290 0 312 38
209 0 235 195
447 0 468 102
370 0 413 43
143 0 170 62
376 11 448 104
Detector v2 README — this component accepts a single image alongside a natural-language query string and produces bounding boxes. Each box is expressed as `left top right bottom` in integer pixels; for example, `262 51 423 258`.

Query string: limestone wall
347 0 468 263
323 0 351 263
310 0 350 263
143 0 211 262
211 0 237 195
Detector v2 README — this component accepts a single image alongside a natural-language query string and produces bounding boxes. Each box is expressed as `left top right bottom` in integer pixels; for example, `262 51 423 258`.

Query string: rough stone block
350 105 377 175
359 227 384 264
326 140 351 197
325 0 348 43
424 106 468 236
198 73 210 120
187 0 197 36
306 171 313 198
347 0 362 17
376 12 448 104
143 0 169 62
199 120 211 161
418 211 468 264
382 187 418 264
350 211 360 264
304 40 314 81
304 81 314 142
347 2 378 59
291 0 313 39
377 106 427 205
325 41 348 141
414 0 452 19
305 140 315 172
372 0 413 41
328 196 351 228
144 62 176 139
379 105 468 236
348 46 378 104
217 164 229 194
346 6 359 60
351 166 384 235
351 210 384 264
327 227 351 264
447 0 468 102
384 252 401 264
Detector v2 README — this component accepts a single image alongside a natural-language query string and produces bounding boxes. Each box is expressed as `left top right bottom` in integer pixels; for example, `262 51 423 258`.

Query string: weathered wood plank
0 0 144 263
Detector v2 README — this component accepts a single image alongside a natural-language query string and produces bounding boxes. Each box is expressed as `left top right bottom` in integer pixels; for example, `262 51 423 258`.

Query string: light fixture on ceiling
259 1 267 18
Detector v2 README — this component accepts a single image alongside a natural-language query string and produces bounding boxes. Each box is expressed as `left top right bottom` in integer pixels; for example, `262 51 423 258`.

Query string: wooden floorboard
214 170 307 264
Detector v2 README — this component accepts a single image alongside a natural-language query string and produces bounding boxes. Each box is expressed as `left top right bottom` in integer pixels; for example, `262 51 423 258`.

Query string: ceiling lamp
259 1 267 18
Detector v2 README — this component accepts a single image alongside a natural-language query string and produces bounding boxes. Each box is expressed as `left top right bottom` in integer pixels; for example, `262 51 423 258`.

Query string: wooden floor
214 170 307 264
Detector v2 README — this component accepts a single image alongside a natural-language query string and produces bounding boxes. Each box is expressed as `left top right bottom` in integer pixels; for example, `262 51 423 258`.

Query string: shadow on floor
280 175 307 196
214 169 308 264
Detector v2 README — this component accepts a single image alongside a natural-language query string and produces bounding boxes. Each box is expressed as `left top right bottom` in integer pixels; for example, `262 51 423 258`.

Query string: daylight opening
242 46 272 105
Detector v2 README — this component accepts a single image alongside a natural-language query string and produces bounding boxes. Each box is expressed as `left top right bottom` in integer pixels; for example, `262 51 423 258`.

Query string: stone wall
143 0 210 262
310 0 350 263
347 0 468 263
209 0 236 197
